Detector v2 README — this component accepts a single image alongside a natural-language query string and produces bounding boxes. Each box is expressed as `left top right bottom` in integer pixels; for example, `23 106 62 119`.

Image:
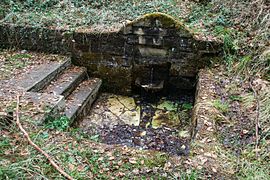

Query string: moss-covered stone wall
0 24 72 54
0 13 222 94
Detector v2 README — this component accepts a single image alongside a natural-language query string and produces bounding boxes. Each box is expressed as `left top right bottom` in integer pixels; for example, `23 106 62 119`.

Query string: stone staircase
10 57 102 124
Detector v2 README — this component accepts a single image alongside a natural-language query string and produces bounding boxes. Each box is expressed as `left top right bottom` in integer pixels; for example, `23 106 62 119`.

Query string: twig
15 95 74 180
249 79 260 158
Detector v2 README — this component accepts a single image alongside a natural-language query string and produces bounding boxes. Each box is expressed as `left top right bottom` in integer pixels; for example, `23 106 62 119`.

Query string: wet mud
79 91 194 156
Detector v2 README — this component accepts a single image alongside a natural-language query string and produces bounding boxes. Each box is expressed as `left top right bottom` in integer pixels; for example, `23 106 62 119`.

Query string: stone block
138 46 167 57
122 25 133 35
164 37 194 49
94 65 132 95
126 35 164 47
194 40 222 53
170 63 198 77
132 26 167 36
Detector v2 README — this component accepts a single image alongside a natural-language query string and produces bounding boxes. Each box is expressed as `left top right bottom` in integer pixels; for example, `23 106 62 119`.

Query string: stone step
0 90 65 124
64 78 102 124
9 58 71 92
41 65 87 98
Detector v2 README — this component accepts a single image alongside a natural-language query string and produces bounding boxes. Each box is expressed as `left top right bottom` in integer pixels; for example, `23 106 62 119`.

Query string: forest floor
0 0 269 179
0 49 269 180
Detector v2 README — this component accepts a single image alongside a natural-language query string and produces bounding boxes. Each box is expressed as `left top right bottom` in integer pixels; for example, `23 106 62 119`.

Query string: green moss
97 65 132 94
125 12 193 37
81 52 105 62
152 110 180 129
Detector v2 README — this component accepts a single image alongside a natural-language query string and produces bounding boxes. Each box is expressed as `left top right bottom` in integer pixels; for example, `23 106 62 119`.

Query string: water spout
150 67 154 86
140 80 164 92
135 66 164 92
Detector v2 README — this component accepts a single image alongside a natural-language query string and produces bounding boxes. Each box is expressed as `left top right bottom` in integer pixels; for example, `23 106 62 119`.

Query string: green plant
141 153 169 168
8 53 32 60
237 161 270 180
236 55 252 75
179 170 199 180
182 103 193 110
89 134 100 142
5 53 31 69
0 0 183 30
45 115 70 131
213 99 229 113
229 95 243 102
259 91 270 140
0 137 11 154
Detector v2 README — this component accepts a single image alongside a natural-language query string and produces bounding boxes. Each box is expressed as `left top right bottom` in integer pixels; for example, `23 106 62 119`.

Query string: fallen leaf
129 158 137 164
116 172 125 177
132 168 140 175
77 165 85 172
68 164 75 171
109 156 115 161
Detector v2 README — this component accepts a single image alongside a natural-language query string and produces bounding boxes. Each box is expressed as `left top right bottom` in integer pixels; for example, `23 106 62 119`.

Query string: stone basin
78 91 194 155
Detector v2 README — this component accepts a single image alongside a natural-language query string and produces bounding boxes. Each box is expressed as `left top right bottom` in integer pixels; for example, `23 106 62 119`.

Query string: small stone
140 131 146 136
242 129 249 134
109 156 115 160
181 145 186 150
129 158 137 164
21 50 27 53
132 168 140 175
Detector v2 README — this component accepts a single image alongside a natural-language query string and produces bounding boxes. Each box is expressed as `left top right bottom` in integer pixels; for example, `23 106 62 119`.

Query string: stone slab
0 89 65 123
79 93 140 130
9 58 71 92
64 78 102 123
42 65 87 97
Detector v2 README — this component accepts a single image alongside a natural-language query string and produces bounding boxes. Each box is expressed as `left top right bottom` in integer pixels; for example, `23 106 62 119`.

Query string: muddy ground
78 92 194 156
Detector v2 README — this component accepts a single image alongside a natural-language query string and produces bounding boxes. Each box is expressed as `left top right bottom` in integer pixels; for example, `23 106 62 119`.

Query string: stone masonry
0 13 222 94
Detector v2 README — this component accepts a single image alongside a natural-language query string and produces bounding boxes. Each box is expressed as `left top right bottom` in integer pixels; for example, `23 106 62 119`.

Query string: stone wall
0 24 72 54
0 13 222 94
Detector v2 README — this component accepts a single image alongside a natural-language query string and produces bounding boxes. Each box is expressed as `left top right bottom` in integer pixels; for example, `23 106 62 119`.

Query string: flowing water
150 67 154 86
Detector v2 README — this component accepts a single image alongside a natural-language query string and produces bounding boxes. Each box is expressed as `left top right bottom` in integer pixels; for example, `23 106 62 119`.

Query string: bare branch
16 95 74 180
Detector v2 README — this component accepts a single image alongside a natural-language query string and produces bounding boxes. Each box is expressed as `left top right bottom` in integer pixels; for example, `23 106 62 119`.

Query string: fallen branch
16 95 74 180
249 79 260 158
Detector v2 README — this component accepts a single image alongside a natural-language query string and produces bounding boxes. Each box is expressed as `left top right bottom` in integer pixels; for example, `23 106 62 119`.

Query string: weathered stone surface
120 13 220 92
124 13 191 32
8 58 71 92
0 89 65 123
0 13 222 93
95 65 132 94
73 52 129 67
42 65 87 98
0 24 72 54
170 63 199 77
79 93 140 130
65 78 102 123
73 32 125 55
138 46 167 57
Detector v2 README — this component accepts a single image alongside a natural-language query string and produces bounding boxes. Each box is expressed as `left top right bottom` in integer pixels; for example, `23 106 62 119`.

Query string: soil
100 124 190 156
213 68 269 154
